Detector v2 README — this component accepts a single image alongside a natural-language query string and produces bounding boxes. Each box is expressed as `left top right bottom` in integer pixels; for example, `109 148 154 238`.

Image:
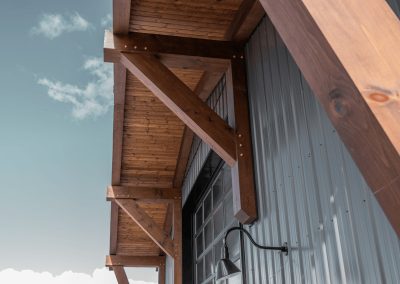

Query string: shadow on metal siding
182 76 228 205
244 12 400 284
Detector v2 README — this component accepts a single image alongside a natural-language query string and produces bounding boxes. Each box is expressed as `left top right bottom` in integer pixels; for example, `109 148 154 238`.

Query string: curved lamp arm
223 226 288 254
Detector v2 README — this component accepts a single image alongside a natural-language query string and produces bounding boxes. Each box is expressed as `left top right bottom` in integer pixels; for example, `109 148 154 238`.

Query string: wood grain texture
259 0 400 236
104 30 243 62
107 186 180 201
173 199 182 284
112 266 129 284
129 0 243 40
226 59 258 224
158 257 166 284
225 0 265 42
115 198 175 256
107 255 165 267
113 0 131 34
121 53 237 166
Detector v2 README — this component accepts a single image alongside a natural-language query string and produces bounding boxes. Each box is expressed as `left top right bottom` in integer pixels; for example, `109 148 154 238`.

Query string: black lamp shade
215 258 241 281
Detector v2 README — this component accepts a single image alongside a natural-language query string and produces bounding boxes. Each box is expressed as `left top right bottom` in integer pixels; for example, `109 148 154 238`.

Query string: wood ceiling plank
120 53 237 166
115 198 175 257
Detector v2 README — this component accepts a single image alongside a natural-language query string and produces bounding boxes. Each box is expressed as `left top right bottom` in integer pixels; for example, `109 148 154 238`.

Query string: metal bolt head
144 46 148 50
134 45 137 49
240 153 244 157
238 134 242 138
233 55 236 59
124 45 128 48
239 143 243 148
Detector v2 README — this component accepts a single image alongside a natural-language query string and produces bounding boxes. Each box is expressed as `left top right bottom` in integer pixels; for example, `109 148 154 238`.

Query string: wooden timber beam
259 0 400 235
110 64 127 255
113 0 131 34
112 266 129 284
158 257 166 284
226 60 258 224
107 186 180 201
173 199 182 284
106 255 165 267
114 198 175 257
225 0 265 42
104 30 243 62
120 52 237 167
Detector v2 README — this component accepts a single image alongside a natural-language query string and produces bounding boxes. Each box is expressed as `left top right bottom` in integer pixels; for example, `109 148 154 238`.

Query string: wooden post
173 199 182 284
226 59 258 224
158 258 166 284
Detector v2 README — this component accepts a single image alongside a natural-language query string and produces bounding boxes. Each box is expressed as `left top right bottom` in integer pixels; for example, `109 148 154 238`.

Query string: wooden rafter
225 0 265 42
112 0 131 34
259 0 400 235
114 198 175 257
107 186 180 201
120 52 237 167
106 255 165 267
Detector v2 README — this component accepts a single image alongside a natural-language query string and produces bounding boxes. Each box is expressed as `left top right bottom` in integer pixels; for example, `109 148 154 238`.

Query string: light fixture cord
224 226 288 253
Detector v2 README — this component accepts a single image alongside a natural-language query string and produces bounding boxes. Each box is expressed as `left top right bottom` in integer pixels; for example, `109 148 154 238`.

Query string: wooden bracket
107 186 180 201
120 52 237 166
111 266 129 284
113 198 175 257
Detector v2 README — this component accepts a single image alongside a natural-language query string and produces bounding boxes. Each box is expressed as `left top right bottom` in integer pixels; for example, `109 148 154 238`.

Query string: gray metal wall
243 12 400 284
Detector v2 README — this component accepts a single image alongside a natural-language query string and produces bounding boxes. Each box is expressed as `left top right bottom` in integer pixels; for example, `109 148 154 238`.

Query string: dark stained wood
107 186 180 201
104 31 241 62
112 65 127 186
107 255 165 267
110 64 127 255
115 198 175 257
163 202 173 236
158 257 166 284
259 0 400 236
112 266 129 284
173 199 182 284
225 0 265 42
113 0 131 34
226 59 258 224
129 0 243 40
194 72 225 101
121 53 237 166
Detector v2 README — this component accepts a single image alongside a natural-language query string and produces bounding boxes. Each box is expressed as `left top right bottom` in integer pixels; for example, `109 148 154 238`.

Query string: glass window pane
204 221 213 249
213 175 223 207
223 166 232 193
196 206 203 233
204 191 212 220
196 258 204 283
214 238 224 266
224 193 234 227
196 232 203 258
213 205 223 239
205 250 214 278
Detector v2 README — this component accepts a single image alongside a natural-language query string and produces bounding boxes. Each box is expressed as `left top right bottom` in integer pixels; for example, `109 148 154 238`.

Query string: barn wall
243 8 400 284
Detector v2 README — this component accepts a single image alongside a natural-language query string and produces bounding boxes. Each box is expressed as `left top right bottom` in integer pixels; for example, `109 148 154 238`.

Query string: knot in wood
329 89 349 118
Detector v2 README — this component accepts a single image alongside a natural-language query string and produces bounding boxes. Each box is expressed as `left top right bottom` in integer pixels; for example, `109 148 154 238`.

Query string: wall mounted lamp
215 226 289 281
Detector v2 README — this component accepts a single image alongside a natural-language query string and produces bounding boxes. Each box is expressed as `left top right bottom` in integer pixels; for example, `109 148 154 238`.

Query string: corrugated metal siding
182 76 228 204
243 12 400 284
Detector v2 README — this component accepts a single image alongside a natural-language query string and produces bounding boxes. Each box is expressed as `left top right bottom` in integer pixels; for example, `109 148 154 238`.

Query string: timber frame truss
104 28 259 284
105 0 400 283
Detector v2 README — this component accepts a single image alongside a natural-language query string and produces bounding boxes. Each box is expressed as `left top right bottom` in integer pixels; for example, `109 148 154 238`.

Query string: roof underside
111 0 264 258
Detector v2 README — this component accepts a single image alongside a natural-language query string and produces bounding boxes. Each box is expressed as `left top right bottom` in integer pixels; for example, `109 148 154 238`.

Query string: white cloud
32 12 91 39
101 14 112 28
38 57 113 119
0 268 156 284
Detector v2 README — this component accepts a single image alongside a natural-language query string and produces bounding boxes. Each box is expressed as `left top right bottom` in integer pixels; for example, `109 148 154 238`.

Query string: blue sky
0 1 156 283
